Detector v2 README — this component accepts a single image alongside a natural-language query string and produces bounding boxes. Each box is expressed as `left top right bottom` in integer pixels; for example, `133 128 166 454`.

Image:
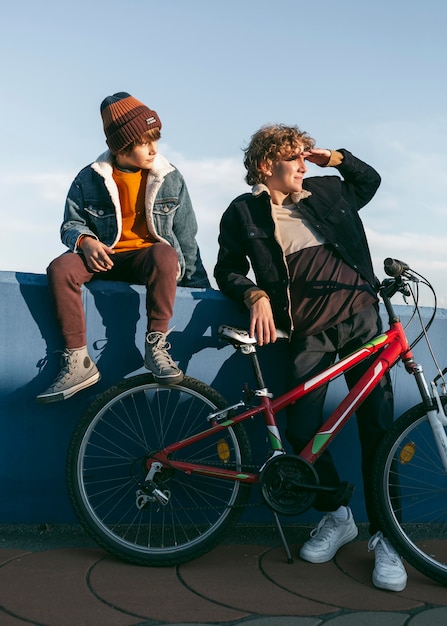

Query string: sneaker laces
146 327 174 346
309 514 337 541
51 349 77 385
368 531 401 565
146 330 178 369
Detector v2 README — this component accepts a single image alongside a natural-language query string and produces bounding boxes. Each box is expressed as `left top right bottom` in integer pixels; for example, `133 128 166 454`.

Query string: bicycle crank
260 454 319 515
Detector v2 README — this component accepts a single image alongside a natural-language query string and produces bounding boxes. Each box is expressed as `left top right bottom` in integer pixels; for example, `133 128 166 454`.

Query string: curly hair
243 124 315 186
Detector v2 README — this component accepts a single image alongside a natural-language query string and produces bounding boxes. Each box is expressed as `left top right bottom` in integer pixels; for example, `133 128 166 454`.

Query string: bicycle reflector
399 442 416 464
217 439 231 463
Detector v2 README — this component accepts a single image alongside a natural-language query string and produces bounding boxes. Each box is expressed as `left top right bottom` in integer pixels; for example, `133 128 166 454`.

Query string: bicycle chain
142 456 295 513
140 456 267 512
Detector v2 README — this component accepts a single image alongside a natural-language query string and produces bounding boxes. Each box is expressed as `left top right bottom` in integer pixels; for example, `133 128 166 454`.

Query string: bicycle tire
372 396 447 585
66 374 252 566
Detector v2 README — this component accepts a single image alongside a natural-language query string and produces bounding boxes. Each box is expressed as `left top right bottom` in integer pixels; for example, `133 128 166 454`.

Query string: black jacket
214 149 381 332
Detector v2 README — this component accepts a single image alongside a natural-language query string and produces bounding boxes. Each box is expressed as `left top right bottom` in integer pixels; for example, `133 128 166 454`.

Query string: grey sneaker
299 508 358 563
36 347 100 404
144 331 183 384
368 531 407 592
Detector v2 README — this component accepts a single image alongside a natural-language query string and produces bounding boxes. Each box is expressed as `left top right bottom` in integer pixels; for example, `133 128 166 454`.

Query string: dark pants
46 243 178 349
285 304 394 533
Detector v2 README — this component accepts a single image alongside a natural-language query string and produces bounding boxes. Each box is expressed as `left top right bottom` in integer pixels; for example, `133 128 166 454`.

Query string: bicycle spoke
66 375 252 565
374 398 447 584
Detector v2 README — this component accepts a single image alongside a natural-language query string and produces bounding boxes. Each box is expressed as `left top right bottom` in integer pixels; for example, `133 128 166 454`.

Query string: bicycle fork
407 359 447 472
427 382 447 472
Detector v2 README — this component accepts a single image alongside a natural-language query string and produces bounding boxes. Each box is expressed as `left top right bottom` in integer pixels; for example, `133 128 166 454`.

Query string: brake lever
399 278 411 298
380 277 411 299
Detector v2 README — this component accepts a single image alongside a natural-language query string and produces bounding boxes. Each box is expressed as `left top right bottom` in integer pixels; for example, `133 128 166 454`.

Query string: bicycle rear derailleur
135 461 171 510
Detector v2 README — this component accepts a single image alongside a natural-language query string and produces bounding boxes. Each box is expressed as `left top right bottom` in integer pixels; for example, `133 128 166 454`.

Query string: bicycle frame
150 316 425 485
67 258 447 574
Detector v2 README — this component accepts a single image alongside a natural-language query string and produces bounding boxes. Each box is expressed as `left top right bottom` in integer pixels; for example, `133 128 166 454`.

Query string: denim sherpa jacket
60 151 210 288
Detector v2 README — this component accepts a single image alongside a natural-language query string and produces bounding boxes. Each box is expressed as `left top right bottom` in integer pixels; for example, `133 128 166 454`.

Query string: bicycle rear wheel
66 374 252 566
373 396 447 585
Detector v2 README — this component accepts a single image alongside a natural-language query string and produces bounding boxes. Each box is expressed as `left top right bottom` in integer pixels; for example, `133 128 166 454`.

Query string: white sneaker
368 531 407 592
36 346 100 404
299 508 358 563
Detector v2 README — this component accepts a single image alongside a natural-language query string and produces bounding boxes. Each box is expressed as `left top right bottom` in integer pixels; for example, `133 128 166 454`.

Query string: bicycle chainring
260 454 319 515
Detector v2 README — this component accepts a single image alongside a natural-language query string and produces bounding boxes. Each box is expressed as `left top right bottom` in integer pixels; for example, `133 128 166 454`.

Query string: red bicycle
66 258 447 584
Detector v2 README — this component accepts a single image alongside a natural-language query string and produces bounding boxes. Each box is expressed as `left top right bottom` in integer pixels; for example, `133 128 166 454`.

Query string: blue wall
1 271 445 526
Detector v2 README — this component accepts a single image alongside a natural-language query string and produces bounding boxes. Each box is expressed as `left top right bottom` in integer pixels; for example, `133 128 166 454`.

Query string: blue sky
1 0 446 307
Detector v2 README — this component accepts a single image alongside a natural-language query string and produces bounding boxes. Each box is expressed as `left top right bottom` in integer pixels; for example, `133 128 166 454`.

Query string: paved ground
0 524 446 626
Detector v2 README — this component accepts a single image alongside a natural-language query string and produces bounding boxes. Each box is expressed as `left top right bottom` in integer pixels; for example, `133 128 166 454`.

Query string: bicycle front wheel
66 374 252 566
373 396 447 585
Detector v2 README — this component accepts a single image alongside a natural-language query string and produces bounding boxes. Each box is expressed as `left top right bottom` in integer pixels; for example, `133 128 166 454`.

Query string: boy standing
214 124 407 591
37 92 209 404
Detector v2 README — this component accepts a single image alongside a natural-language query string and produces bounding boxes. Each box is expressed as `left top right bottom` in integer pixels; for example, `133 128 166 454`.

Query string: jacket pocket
323 198 362 246
323 197 352 225
153 199 179 236
243 224 278 273
84 202 117 242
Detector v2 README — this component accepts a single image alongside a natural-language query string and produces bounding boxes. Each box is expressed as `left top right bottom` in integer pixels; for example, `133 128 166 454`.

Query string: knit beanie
100 92 162 153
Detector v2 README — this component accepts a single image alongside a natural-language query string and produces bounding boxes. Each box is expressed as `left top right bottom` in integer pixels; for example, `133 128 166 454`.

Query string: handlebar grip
384 257 410 278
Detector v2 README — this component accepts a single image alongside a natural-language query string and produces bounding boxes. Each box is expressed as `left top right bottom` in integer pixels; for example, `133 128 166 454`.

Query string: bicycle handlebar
384 257 410 278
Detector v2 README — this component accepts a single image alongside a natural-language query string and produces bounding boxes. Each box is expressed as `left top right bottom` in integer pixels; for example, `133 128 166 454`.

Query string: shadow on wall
0 271 296 524
10 273 256 400
4 270 440 525
8 272 447 524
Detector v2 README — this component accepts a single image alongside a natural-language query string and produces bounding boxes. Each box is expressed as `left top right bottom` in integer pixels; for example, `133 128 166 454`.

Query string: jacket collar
252 183 312 204
91 150 175 179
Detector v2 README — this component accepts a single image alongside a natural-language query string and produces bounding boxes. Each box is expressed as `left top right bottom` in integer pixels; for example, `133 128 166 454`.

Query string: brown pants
47 243 178 349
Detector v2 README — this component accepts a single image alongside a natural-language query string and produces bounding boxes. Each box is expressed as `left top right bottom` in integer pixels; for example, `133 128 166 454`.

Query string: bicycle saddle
218 324 289 346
